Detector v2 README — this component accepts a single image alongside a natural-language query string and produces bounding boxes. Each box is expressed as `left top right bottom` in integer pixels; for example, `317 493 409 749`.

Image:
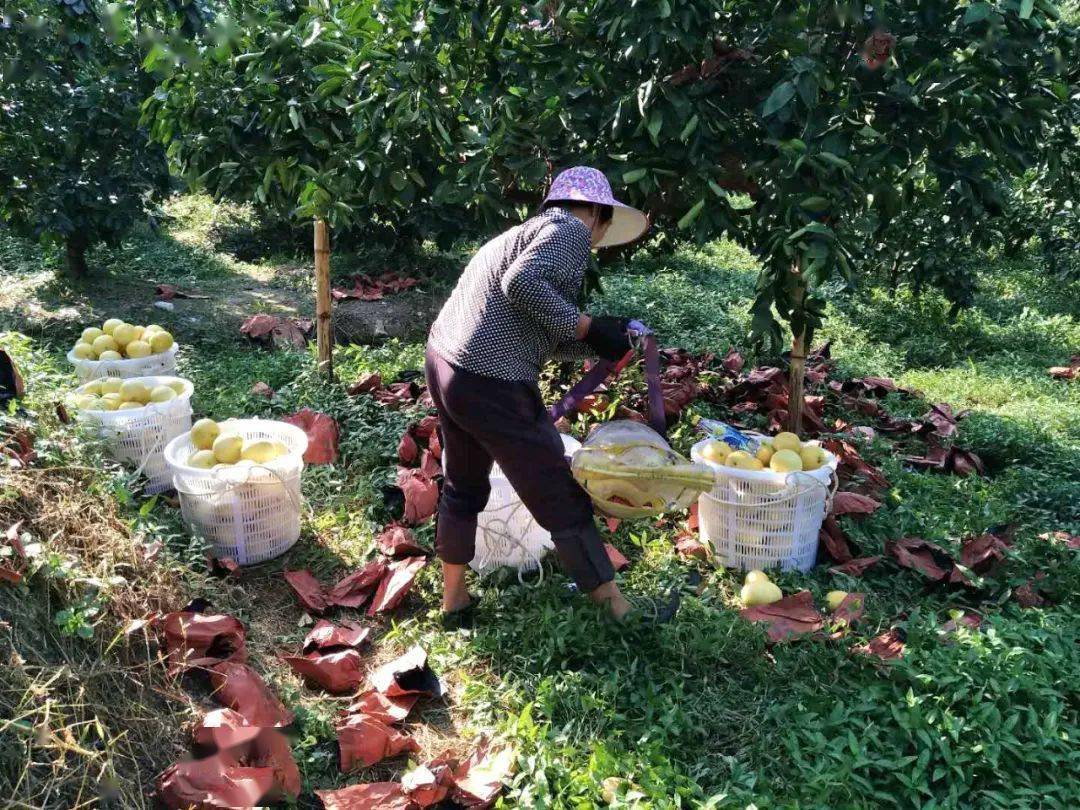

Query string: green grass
1 194 1079 808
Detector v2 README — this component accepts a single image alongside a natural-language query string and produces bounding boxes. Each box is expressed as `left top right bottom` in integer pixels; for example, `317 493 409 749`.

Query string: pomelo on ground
744 570 770 585
773 431 801 453
741 580 783 606
190 418 220 450
826 590 848 611
770 449 804 473
212 432 244 464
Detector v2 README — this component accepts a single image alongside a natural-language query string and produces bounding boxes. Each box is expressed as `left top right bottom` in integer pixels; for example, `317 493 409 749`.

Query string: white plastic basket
164 418 309 565
471 434 582 576
68 343 179 382
690 438 838 573
70 376 194 494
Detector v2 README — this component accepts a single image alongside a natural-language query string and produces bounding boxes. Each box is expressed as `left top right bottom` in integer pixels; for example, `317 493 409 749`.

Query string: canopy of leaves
0 1 180 273
146 0 1079 340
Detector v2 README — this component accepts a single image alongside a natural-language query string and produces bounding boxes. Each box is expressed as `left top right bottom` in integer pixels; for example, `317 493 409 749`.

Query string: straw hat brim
596 204 650 248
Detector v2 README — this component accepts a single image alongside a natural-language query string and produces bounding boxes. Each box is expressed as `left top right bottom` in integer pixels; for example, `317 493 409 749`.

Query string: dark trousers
425 346 614 593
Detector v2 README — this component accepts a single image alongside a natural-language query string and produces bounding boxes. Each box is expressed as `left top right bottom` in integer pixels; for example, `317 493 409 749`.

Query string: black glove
584 316 631 361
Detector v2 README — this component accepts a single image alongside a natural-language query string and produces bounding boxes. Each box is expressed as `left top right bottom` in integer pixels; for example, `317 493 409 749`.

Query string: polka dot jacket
429 206 594 382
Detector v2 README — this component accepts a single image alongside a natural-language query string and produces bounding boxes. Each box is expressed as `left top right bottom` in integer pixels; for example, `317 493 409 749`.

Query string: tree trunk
314 219 334 379
787 266 807 435
65 232 88 278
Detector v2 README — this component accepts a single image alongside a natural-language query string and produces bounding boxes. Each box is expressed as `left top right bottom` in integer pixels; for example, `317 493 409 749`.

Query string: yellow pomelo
212 432 244 464
143 324 164 335
149 385 177 403
241 439 285 464
99 393 122 411
73 394 100 410
190 418 220 450
82 380 104 396
100 378 123 395
72 342 96 360
826 590 848 611
97 350 123 361
744 569 770 585
92 334 118 355
119 380 149 403
124 340 152 359
770 449 804 473
167 380 187 395
800 444 828 472
149 331 174 354
755 440 774 465
81 327 104 343
773 431 801 453
111 323 137 347
117 401 143 410
700 440 734 464
130 325 144 341
187 450 217 469
725 450 760 470
102 318 124 335
741 580 783 606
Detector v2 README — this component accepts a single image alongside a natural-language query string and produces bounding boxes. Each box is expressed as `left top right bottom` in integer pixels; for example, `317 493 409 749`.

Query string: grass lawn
1 195 1078 809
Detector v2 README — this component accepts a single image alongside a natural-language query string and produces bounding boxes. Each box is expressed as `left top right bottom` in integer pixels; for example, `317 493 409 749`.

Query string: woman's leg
425 349 494 614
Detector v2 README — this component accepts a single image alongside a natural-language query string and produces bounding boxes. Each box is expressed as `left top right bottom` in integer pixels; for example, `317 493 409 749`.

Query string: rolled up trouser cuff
550 521 616 593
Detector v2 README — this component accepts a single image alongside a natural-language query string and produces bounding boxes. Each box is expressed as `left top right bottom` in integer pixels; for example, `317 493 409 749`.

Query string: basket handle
548 332 666 437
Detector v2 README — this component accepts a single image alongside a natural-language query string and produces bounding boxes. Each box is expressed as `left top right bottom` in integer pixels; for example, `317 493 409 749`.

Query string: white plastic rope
475 500 548 586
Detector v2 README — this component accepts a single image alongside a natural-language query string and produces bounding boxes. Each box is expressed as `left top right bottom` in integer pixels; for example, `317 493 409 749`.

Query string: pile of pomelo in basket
698 430 829 474
183 417 291 470
70 319 175 362
70 377 186 412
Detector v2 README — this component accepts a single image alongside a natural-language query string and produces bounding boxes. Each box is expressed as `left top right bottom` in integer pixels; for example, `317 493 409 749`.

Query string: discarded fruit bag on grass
160 611 247 673
283 648 365 693
209 662 294 727
317 782 416 810
282 408 339 464
571 422 713 519
370 644 442 698
337 713 420 771
157 756 277 809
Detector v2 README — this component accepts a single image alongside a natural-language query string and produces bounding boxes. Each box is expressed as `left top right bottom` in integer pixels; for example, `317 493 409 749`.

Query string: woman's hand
584 315 632 361
574 313 592 341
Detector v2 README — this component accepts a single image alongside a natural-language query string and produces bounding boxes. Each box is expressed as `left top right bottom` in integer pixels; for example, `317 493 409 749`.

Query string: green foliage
145 0 1078 349
0 1 179 275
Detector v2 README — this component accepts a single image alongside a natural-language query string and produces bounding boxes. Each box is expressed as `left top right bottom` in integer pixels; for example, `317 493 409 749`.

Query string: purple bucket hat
543 166 649 248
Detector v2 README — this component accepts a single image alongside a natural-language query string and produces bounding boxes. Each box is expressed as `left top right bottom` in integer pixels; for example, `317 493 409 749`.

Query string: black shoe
440 596 477 630
624 588 681 625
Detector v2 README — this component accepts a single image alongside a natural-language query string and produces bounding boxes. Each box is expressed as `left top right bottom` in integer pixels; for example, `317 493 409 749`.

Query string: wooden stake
314 218 333 379
787 263 806 435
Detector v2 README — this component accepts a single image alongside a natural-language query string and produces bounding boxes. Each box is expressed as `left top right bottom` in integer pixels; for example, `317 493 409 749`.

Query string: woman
426 166 677 624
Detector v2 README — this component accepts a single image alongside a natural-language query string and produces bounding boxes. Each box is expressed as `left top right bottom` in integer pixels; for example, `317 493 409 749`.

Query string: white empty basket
471 434 582 575
691 439 838 573
164 418 308 565
68 343 179 382
70 376 194 494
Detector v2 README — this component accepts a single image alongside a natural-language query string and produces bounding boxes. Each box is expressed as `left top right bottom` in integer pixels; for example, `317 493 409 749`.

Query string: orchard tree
0 1 179 277
463 0 1078 430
